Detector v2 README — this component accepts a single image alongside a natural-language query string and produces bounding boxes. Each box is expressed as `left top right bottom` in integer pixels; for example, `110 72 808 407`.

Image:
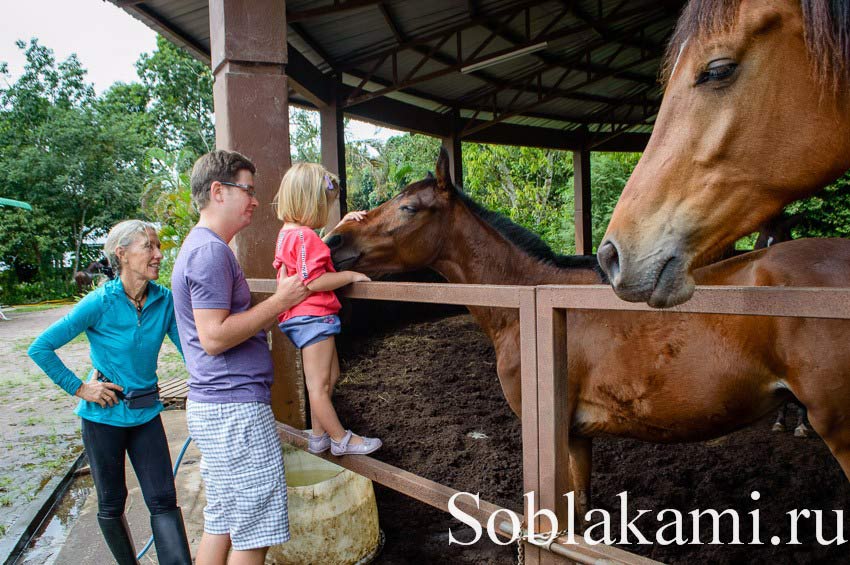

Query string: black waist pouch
95 370 160 409
123 387 161 409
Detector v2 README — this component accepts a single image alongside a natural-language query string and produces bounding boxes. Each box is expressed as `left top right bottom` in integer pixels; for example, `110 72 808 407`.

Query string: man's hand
274 274 311 312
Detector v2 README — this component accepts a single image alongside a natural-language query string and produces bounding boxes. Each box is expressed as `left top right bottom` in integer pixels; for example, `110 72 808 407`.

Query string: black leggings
81 415 177 518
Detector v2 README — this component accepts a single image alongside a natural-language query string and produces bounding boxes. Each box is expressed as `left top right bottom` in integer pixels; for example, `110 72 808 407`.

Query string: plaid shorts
186 401 290 550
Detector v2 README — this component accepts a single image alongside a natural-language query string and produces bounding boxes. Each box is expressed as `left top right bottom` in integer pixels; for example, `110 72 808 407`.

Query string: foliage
0 39 147 301
140 148 198 287
589 152 642 251
0 270 75 304
289 107 320 163
732 169 850 250
136 35 214 156
786 170 850 238
463 143 576 253
349 136 636 256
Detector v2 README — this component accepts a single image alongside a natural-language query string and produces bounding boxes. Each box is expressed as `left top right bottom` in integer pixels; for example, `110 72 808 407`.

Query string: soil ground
0 304 186 543
335 313 850 565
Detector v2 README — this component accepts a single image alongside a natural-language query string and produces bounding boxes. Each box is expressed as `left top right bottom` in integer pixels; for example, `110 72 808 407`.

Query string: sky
0 0 398 141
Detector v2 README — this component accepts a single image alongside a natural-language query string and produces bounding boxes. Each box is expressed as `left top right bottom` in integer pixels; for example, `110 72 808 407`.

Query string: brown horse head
598 0 850 308
326 149 458 276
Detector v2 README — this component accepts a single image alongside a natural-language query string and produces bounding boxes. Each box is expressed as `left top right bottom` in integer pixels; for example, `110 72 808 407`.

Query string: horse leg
802 405 850 481
772 403 787 432
794 405 811 438
568 435 593 530
494 334 522 418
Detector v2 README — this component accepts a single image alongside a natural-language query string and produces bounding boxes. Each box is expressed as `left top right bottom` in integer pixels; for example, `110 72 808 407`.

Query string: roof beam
109 1 210 64
336 0 549 71
458 11 668 110
341 16 652 108
459 46 661 137
286 46 335 107
379 3 405 44
289 21 338 70
340 3 665 108
461 121 650 152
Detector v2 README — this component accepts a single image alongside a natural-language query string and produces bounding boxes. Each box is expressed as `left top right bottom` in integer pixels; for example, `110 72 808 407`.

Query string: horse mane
454 190 607 281
661 0 850 90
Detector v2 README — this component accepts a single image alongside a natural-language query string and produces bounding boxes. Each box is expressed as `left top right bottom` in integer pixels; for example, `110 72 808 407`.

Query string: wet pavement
46 409 205 564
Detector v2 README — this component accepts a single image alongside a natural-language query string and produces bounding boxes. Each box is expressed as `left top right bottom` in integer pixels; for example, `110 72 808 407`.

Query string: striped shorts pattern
186 401 290 550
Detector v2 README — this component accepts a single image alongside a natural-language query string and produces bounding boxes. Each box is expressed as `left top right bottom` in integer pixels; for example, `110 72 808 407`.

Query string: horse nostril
597 240 621 283
326 234 343 250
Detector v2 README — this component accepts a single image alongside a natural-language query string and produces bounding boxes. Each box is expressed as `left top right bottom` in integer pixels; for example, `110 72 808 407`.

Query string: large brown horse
598 0 850 307
327 151 850 513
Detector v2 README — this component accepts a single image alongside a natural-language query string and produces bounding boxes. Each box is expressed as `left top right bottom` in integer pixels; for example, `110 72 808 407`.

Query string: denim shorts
278 314 341 349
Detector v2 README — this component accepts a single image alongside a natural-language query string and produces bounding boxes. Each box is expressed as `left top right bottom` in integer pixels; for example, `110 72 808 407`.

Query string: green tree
590 152 641 251
136 35 214 156
0 39 147 288
140 148 198 286
290 107 320 163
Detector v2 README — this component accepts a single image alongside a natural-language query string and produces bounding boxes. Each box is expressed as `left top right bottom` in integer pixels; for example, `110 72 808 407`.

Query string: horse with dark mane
598 0 850 307
73 257 114 293
327 151 850 517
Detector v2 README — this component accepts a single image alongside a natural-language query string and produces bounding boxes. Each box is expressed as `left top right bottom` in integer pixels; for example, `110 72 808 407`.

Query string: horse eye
400 205 418 214
695 59 738 86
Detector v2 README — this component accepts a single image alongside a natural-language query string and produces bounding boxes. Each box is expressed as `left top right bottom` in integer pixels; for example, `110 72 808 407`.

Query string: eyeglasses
219 181 256 198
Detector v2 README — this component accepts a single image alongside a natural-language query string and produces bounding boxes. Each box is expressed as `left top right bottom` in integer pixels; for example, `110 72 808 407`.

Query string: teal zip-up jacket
27 278 183 427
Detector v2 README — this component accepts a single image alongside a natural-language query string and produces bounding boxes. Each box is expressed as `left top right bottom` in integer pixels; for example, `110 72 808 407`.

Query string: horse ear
435 147 454 193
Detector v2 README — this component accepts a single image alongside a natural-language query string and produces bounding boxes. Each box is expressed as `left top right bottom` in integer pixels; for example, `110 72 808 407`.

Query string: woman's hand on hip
75 380 123 408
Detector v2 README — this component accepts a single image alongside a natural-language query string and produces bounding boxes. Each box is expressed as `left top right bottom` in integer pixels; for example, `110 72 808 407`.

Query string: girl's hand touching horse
339 211 367 225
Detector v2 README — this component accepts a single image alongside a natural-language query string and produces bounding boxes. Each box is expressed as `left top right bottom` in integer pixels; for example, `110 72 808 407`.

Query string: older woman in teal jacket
29 220 191 565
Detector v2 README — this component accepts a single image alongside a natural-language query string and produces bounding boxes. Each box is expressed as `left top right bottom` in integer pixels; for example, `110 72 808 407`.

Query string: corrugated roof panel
306 10 395 63
387 0 470 38
416 74 490 101
115 0 690 147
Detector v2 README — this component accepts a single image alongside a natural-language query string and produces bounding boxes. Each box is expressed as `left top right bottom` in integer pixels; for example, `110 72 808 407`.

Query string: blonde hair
275 163 338 229
104 220 156 274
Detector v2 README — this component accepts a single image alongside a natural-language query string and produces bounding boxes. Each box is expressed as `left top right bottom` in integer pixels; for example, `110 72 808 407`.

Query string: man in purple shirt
172 150 309 565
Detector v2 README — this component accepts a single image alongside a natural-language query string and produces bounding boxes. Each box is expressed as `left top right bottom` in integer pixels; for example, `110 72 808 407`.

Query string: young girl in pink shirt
274 163 382 456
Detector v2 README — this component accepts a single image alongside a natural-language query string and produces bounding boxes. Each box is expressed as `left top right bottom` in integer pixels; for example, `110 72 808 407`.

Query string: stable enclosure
107 1 850 562
248 279 850 564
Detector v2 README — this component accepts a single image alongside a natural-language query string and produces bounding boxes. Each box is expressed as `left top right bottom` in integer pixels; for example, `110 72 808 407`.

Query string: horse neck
432 202 600 284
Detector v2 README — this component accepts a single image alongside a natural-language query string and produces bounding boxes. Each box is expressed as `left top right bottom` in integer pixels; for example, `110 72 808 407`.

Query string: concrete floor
56 410 205 563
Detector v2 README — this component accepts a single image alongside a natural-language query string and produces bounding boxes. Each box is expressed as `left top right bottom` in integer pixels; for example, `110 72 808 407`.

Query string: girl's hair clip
324 175 336 192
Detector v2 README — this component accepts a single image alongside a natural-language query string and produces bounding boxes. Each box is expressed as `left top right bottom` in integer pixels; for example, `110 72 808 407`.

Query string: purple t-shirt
171 227 273 403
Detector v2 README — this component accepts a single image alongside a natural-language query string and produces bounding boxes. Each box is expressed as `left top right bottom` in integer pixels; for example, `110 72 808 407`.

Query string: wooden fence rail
249 280 850 564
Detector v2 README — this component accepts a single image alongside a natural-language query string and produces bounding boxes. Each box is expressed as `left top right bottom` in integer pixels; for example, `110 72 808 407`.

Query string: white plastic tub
267 444 382 565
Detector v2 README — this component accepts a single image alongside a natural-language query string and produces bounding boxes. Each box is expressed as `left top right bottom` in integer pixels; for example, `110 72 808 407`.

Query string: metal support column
573 150 592 255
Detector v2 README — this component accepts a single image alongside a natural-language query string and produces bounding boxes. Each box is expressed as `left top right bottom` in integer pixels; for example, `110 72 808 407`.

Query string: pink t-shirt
273 227 341 323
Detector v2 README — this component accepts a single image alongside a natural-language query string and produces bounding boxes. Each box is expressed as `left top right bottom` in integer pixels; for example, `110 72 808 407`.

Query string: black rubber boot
150 508 192 565
97 514 139 565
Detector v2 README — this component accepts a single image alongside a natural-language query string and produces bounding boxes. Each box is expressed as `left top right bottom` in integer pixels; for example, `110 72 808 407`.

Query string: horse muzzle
597 238 695 308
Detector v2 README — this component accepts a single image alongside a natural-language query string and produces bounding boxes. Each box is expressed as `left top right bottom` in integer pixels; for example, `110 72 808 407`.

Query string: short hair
190 150 256 210
275 163 338 229
104 220 156 274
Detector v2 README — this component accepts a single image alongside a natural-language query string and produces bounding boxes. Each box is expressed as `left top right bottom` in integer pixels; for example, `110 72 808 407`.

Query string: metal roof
110 0 686 151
